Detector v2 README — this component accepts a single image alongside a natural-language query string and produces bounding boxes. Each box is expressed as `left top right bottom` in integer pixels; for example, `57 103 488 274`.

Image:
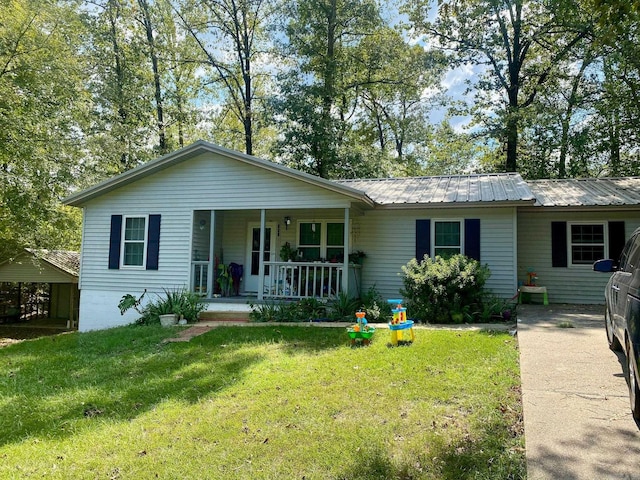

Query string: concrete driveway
518 304 640 479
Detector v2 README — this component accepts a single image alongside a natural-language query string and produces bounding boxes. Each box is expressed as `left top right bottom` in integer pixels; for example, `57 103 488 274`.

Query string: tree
176 0 275 155
137 0 168 153
274 0 388 178
405 0 593 172
354 27 447 175
86 0 157 173
0 0 87 257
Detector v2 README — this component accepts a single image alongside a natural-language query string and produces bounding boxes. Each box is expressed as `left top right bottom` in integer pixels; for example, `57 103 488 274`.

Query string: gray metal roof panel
337 173 534 205
528 177 640 207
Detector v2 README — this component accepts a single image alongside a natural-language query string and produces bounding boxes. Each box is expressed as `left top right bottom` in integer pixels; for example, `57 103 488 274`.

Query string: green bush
133 288 205 325
400 254 490 324
359 285 392 322
327 292 359 321
249 294 361 322
249 299 327 323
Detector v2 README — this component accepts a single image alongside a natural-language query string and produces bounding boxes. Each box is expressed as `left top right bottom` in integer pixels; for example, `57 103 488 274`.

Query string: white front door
245 223 276 293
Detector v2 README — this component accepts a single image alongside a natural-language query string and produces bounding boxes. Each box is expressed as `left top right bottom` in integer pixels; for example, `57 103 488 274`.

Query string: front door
245 224 276 293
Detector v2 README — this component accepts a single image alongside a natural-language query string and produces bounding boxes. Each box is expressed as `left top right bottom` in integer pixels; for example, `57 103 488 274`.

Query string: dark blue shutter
608 221 625 261
416 219 430 261
146 214 161 270
551 221 567 267
464 219 481 261
108 215 123 269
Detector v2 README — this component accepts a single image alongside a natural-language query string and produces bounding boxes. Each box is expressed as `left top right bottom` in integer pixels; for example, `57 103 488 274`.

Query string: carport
0 249 79 329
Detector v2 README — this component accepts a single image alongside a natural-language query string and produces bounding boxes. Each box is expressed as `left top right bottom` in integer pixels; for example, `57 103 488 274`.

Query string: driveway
518 304 640 479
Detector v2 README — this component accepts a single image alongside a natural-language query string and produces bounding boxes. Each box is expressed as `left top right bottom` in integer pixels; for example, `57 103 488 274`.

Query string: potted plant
217 264 232 296
348 250 366 265
279 242 297 262
118 288 204 326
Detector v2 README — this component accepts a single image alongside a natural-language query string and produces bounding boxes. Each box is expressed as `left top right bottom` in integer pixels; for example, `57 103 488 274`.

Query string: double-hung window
326 223 345 262
434 220 462 258
569 223 605 265
298 222 322 261
298 221 345 261
122 216 147 267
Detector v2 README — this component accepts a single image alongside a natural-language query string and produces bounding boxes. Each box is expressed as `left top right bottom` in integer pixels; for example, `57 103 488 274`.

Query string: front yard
0 325 525 479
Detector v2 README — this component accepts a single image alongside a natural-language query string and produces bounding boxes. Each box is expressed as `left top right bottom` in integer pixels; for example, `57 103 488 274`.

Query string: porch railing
191 261 210 296
263 261 344 299
191 260 349 299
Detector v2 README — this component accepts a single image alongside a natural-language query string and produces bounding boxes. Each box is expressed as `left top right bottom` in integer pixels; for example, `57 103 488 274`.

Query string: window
326 223 345 261
570 223 605 265
122 216 147 267
298 221 345 261
298 222 322 261
434 221 462 258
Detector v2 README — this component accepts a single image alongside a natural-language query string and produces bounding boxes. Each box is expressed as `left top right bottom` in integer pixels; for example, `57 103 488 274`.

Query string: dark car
594 227 640 420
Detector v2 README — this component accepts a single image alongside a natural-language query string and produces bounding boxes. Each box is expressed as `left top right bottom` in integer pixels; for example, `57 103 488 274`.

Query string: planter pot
159 314 178 327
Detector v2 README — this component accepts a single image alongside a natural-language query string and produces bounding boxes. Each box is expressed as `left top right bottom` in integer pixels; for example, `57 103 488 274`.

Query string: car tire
606 308 622 352
626 340 640 421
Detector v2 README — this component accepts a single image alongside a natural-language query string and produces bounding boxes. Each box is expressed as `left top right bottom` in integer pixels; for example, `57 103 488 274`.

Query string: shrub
327 292 359 321
133 288 205 325
249 299 326 323
400 254 490 324
359 285 391 322
249 295 358 323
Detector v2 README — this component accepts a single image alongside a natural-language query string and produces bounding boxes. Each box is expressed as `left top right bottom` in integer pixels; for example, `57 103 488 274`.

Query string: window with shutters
122 216 148 267
569 223 605 265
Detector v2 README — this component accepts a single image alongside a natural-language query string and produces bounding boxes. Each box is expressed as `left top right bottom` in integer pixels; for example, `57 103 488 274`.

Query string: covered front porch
189 207 362 301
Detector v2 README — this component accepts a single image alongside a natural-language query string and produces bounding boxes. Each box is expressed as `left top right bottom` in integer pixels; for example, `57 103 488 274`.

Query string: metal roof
528 177 640 207
337 173 535 206
25 249 80 277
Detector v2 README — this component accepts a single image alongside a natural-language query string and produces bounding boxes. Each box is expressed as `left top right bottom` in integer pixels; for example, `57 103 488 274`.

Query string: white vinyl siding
355 207 518 301
518 209 640 304
78 152 357 295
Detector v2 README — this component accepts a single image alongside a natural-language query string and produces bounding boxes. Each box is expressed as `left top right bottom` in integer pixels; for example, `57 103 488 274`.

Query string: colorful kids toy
387 299 415 346
347 310 376 345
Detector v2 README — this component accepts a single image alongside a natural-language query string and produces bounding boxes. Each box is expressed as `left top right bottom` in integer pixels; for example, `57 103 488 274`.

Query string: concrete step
198 310 251 322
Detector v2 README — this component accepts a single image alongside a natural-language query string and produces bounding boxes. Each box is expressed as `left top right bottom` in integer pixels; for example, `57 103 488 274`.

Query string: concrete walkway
518 305 640 479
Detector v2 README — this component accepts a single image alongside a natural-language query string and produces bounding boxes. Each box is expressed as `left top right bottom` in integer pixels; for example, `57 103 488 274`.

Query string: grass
0 325 525 479
557 321 575 328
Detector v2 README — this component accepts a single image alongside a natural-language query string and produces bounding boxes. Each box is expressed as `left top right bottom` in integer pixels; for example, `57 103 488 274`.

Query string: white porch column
207 210 215 297
342 207 350 296
257 209 266 300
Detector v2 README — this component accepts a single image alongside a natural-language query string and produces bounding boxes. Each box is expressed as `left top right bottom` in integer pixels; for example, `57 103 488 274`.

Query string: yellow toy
387 299 415 346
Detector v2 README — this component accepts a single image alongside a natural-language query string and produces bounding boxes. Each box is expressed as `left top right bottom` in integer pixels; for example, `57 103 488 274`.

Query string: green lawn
0 325 525 479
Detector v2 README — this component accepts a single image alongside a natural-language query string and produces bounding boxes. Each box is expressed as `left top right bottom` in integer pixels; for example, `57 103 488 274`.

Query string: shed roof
528 177 640 207
337 173 535 206
24 249 80 277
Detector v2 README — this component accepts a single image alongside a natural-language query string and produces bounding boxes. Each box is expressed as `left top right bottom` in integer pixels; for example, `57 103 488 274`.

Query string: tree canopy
1 0 639 254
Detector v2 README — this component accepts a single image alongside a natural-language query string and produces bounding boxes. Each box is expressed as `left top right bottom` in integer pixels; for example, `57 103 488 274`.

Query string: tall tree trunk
505 103 518 172
316 0 338 178
242 27 252 155
138 0 166 153
107 0 129 170
609 111 621 175
558 51 592 178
